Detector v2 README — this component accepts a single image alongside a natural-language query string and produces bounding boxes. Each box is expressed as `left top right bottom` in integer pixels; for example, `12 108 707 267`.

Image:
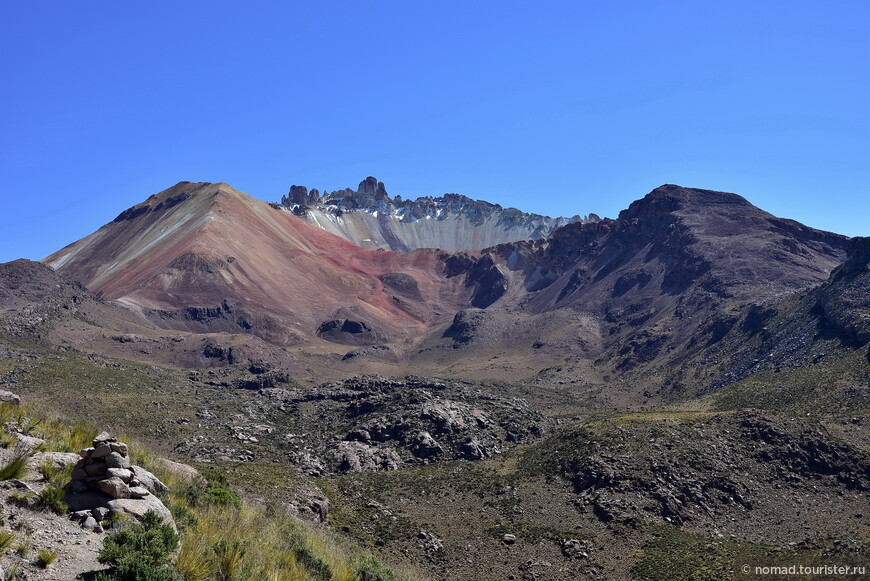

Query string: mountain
43 181 485 347
40 180 851 402
7 179 870 581
280 176 597 251
413 185 849 397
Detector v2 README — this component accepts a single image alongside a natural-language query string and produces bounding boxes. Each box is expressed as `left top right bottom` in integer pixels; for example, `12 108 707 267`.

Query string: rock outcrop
280 177 595 251
815 236 870 346
260 375 548 474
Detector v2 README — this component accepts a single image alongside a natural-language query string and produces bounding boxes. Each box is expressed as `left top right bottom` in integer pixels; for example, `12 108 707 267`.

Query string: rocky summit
281 176 598 251
2 179 868 580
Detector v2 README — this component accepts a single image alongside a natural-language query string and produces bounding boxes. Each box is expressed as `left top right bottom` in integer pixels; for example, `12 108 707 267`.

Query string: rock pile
65 432 175 531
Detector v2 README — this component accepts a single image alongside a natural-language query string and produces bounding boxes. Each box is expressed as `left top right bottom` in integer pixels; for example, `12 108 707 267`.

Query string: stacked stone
68 432 153 501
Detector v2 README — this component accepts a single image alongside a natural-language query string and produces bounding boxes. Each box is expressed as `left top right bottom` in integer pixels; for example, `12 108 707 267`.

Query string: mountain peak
619 184 754 221
280 177 594 251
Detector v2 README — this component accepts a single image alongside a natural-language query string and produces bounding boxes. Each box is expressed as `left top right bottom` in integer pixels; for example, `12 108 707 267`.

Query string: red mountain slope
43 182 470 345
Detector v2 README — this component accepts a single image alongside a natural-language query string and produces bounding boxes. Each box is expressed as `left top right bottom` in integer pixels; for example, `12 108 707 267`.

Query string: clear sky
1 1 868 263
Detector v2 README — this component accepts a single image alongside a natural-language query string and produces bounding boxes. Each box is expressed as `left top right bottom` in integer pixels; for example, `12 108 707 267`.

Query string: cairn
65 432 174 532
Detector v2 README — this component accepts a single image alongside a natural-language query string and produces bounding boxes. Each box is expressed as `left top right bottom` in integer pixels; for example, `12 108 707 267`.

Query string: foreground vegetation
0 401 417 581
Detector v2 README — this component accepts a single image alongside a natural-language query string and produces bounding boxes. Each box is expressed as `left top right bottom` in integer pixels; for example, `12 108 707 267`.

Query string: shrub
354 554 414 581
99 510 179 568
185 468 241 510
94 558 184 581
36 549 57 567
201 486 242 510
170 504 197 530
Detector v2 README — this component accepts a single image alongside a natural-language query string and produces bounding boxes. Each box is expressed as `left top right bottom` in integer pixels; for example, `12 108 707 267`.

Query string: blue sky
1 1 868 263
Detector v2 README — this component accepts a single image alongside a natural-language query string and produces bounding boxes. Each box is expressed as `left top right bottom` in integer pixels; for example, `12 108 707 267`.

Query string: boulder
108 497 176 531
28 451 80 472
63 491 114 512
411 431 443 459
93 432 115 444
105 452 130 469
13 432 44 450
130 465 169 497
91 442 112 459
71 510 91 521
110 442 129 455
85 461 108 477
82 516 102 533
128 486 150 499
155 458 205 484
98 477 131 499
107 468 134 482
0 390 21 406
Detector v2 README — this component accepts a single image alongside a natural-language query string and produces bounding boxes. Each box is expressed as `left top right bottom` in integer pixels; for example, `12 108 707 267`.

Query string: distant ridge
279 176 599 251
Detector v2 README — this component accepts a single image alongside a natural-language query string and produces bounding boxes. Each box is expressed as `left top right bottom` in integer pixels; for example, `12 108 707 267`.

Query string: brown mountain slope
416 185 849 395
43 182 473 346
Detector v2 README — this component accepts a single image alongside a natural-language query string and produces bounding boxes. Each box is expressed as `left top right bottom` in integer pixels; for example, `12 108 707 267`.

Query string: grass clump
15 538 30 556
0 451 31 481
354 553 416 581
39 460 73 487
0 530 15 554
38 484 68 515
36 549 58 568
173 503 413 581
8 490 34 508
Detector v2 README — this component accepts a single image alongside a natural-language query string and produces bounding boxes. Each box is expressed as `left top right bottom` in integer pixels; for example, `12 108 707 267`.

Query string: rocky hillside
280 177 597 251
413 184 850 397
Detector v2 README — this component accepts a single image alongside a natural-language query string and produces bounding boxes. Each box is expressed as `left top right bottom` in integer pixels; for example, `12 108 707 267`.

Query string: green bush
169 504 197 530
354 553 415 581
201 486 242 510
182 468 242 510
94 558 184 581
99 510 179 568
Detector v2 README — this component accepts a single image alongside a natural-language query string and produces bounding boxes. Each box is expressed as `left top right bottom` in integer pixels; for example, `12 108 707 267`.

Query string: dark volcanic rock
269 375 548 474
317 319 385 346
378 272 422 300
815 237 870 346
546 411 870 530
465 254 508 308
